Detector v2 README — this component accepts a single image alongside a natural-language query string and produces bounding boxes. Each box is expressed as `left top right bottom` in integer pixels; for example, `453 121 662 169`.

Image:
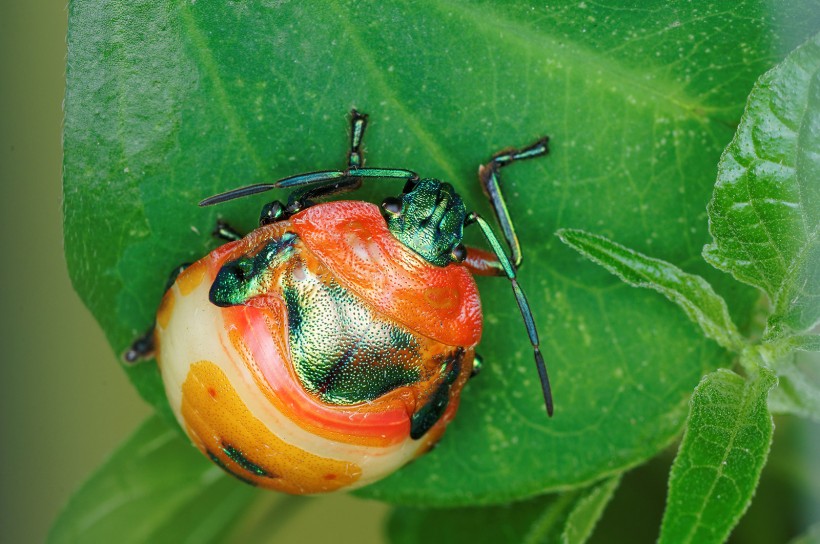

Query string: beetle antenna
200 168 419 208
466 212 553 416
199 183 277 206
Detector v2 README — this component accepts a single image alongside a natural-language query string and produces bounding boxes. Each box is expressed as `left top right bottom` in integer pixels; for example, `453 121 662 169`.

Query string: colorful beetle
126 111 552 494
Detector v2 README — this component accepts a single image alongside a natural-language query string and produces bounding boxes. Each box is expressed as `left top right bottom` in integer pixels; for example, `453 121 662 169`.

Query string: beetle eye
450 243 467 263
381 197 403 217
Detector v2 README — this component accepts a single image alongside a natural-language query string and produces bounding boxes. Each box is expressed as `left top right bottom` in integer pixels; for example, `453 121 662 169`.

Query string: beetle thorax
383 178 467 267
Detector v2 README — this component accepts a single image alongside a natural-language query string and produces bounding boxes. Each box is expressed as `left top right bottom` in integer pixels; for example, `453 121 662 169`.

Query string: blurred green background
1 2 150 542
1 3 389 543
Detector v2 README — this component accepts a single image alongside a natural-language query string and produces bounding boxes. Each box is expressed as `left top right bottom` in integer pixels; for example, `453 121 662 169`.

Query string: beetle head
381 178 467 267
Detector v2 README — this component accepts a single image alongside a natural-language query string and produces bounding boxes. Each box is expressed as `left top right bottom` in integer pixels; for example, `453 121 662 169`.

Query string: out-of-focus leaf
387 476 620 544
48 415 257 544
788 523 820 544
560 476 622 544
658 368 777 544
769 350 820 422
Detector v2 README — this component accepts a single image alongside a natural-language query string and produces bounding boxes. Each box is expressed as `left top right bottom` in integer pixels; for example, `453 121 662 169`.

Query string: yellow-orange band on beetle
181 360 362 493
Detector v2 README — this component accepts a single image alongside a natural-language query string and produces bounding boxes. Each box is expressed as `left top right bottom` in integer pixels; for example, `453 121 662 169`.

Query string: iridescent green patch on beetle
283 260 423 405
384 178 467 267
210 233 297 307
207 451 258 486
221 443 272 478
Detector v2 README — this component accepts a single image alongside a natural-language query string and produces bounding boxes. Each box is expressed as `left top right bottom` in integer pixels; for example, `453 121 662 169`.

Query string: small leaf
48 416 257 544
560 476 622 544
768 350 820 422
387 476 620 544
658 368 777 544
703 32 820 338
557 228 745 352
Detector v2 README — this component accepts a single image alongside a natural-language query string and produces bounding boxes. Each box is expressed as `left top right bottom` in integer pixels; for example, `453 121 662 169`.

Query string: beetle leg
471 352 484 378
283 177 364 217
259 201 286 226
124 329 154 363
347 109 368 168
199 167 418 207
124 263 190 363
465 212 553 416
213 219 244 241
278 109 371 216
477 137 549 269
462 246 505 277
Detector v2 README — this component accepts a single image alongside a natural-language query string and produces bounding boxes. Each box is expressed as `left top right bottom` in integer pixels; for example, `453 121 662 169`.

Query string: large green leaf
48 416 257 544
703 32 820 339
64 0 818 504
658 369 776 544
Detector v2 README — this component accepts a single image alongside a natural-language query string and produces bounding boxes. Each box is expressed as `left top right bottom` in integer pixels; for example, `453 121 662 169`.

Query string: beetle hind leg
123 263 191 364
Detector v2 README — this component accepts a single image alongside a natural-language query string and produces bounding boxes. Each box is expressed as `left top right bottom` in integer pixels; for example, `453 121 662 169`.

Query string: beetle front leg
466 211 553 416
347 109 368 168
462 246 505 277
477 137 549 269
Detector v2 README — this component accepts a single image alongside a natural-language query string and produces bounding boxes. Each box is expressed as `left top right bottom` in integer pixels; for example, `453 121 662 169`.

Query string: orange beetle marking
177 260 207 296
156 290 175 330
181 360 362 493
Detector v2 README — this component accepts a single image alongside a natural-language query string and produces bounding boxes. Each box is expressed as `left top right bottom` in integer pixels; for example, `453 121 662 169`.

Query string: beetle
125 110 552 494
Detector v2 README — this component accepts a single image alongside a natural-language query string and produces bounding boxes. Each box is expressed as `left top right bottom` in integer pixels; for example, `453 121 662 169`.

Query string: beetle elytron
126 111 553 494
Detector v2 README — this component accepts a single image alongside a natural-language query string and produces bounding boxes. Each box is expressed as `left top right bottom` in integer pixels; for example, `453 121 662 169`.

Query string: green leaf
703 32 820 339
387 476 620 544
658 368 777 544
769 350 820 422
559 476 623 544
64 0 818 504
48 416 257 544
557 228 745 352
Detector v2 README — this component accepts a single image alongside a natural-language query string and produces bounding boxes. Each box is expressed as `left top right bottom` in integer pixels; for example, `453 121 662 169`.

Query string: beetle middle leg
477 137 549 269
213 219 244 241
